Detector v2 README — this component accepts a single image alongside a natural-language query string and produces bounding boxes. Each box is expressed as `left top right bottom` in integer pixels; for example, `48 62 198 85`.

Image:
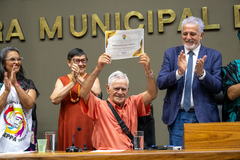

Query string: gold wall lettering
177 8 193 31
124 11 144 30
5 19 24 42
92 13 110 37
1 6 239 42
202 7 220 30
70 15 87 37
158 9 176 32
148 10 153 33
177 7 220 31
234 5 240 28
115 12 121 30
40 16 62 40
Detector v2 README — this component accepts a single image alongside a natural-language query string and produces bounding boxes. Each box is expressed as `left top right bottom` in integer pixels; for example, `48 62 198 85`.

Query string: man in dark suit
157 16 222 146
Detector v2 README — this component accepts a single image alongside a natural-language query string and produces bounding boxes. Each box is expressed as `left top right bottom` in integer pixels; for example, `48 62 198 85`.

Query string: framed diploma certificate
105 29 144 60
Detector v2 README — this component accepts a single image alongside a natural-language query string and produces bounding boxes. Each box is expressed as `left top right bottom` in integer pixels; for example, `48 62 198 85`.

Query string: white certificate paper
105 29 144 60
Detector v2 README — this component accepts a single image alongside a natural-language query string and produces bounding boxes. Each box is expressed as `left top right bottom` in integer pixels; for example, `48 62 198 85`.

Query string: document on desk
105 29 144 60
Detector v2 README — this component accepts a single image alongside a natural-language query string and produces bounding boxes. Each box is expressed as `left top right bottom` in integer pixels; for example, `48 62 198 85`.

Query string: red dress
57 75 94 150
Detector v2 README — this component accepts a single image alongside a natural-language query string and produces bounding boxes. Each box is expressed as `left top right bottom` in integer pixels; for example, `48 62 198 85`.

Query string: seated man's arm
139 53 158 106
79 53 111 104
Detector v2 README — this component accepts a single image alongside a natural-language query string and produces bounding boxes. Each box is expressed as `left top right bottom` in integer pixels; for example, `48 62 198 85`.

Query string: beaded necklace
69 73 88 103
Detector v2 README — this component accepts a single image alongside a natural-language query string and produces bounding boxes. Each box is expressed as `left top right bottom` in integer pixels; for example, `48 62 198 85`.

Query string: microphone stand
66 127 82 152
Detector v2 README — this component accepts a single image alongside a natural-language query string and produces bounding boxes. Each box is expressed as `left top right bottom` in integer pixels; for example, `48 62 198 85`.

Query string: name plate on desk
184 122 240 150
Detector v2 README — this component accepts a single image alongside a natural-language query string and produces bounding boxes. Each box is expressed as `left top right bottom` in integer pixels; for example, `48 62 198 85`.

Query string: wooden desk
1 149 240 160
184 122 240 150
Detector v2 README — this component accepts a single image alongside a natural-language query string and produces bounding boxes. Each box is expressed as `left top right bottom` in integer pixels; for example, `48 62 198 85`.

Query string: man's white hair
108 70 129 88
181 16 205 34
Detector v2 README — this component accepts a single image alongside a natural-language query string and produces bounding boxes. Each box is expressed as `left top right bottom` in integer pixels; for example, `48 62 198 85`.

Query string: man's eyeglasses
72 58 88 64
5 57 23 62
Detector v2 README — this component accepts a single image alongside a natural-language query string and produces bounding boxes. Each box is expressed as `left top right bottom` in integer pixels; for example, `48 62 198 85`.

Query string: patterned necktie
183 51 194 112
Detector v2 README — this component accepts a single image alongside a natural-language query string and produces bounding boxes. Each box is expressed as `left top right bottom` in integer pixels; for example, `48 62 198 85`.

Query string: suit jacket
157 45 222 125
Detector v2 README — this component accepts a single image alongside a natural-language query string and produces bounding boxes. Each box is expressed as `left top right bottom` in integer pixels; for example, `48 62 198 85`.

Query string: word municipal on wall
0 6 240 42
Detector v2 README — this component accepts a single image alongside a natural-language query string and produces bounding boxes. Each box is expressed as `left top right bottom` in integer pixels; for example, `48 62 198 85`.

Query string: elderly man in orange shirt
79 53 157 150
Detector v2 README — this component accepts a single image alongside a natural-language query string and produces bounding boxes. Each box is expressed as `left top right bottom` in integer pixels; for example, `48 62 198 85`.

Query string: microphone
66 127 82 152
72 127 81 146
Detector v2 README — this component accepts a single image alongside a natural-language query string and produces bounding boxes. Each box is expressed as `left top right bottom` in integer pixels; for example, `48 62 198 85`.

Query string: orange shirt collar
107 97 127 109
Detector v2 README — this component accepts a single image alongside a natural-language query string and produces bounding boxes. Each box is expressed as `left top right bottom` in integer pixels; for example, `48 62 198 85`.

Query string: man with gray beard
157 16 222 146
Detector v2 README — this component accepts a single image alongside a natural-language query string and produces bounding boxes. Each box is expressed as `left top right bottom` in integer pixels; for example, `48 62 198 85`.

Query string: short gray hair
108 70 129 88
181 16 204 34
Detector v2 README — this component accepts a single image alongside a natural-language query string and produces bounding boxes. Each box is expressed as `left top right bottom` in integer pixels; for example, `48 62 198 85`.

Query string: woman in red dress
50 48 101 150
